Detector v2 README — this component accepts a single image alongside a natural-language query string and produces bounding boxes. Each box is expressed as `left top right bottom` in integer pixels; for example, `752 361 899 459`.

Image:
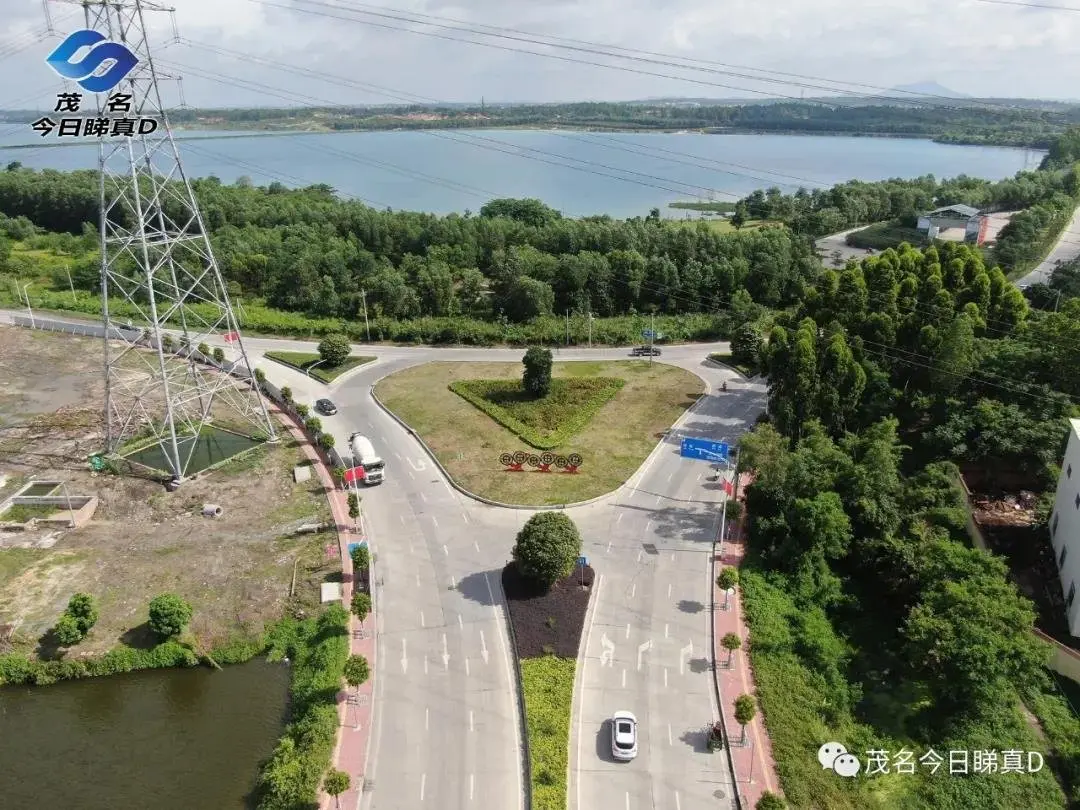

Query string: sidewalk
269 404 375 810
713 473 781 809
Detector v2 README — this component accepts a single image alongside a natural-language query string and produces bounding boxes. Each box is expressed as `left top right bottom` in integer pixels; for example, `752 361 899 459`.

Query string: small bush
280 386 293 402
212 346 225 363
147 593 192 639
756 793 787 810
253 367 266 383
53 615 83 646
304 415 322 434
522 346 553 398
318 433 335 450
350 591 371 623
318 332 352 366
351 544 370 573
295 403 310 419
197 341 210 356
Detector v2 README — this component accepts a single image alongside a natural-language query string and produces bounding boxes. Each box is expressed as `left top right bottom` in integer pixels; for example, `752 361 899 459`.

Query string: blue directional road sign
642 330 655 339
577 556 589 567
680 436 729 463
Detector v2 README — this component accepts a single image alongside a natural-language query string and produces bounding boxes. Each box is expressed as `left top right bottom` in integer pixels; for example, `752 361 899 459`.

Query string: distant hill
890 81 970 99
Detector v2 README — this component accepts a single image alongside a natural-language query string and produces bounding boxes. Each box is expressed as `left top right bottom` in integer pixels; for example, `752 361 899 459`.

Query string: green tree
721 632 742 667
66 592 98 635
324 769 350 810
756 792 786 810
280 386 293 402
318 433 335 450
731 322 762 368
351 544 370 573
351 591 371 623
717 567 739 611
304 415 322 434
343 654 370 690
318 333 351 367
147 593 192 639
522 346 553 398
929 313 976 396
512 511 582 588
53 614 83 646
731 204 748 230
212 346 225 363
347 492 359 519
733 694 757 744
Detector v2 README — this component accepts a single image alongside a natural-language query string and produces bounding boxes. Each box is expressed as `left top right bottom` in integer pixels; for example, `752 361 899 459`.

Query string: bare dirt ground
0 325 337 659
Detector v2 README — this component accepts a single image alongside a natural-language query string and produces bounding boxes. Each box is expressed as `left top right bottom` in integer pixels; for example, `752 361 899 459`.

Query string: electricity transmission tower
56 0 277 483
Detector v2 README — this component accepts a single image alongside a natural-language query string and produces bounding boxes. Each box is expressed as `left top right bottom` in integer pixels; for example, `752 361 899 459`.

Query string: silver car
611 711 638 761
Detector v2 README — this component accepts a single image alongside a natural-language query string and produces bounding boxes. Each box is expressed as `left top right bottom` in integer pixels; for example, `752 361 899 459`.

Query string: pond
0 658 290 809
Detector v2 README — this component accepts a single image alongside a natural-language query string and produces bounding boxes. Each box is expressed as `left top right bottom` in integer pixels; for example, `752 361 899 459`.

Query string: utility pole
361 289 371 342
21 282 34 328
565 309 570 346
64 267 77 304
650 310 656 364
588 311 593 349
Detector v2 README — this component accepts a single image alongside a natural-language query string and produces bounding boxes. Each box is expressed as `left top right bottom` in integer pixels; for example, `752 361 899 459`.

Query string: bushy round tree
66 592 98 635
318 333 352 367
351 591 371 623
53 614 83 646
731 322 763 367
148 593 192 639
522 346 553 398
756 792 786 810
512 511 582 588
344 654 370 689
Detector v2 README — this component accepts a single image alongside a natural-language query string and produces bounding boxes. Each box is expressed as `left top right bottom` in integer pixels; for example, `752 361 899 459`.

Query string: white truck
349 433 385 485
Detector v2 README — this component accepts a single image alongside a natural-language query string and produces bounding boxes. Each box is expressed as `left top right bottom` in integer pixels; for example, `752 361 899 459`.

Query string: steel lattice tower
60 0 277 482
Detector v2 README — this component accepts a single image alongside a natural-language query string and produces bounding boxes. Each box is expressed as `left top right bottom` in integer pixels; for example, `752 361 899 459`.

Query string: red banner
223 331 239 343
343 466 366 485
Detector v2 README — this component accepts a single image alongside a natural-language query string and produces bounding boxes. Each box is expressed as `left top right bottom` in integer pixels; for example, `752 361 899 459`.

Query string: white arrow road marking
664 623 669 638
470 774 475 801
664 667 668 688
420 491 428 503
424 656 429 674
617 513 623 525
679 642 693 675
401 639 408 674
420 611 426 627
469 710 475 732
442 633 450 669
420 774 426 801
622 669 627 687
630 584 636 599
600 634 615 667
668 724 673 745
407 457 427 471
480 630 489 664
465 657 470 676
425 707 429 730
637 639 653 670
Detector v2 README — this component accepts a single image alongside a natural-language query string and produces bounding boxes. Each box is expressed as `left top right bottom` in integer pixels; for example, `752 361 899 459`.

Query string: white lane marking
451 575 457 590
645 520 652 533
462 511 470 523
394 451 402 460
416 574 421 587
664 623 669 638
625 623 630 639
675 792 682 810
469 710 475 732
625 792 629 810
671 551 676 561
420 611 426 627
622 668 627 688
664 667 669 688
470 774 475 801
420 774 426 801
637 640 652 670
441 633 449 669
668 723 673 746
668 471 674 483
484 571 525 805
465 657 471 676
667 583 672 598
630 584 636 599
401 639 408 674
606 540 612 554
408 469 415 480
474 541 480 552
420 491 428 503
480 630 489 664
458 614 464 628
424 656 429 674
443 544 449 556
431 514 438 527
636 549 643 563
616 513 623 525
425 707 429 730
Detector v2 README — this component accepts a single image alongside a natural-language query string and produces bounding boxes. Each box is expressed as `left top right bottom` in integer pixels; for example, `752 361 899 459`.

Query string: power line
970 0 1080 10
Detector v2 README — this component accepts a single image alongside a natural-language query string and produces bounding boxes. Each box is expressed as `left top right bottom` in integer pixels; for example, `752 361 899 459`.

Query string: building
916 204 988 245
1050 418 1080 637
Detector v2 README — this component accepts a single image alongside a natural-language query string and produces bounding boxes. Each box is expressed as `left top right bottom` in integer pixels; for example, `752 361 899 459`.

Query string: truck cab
349 433 385 485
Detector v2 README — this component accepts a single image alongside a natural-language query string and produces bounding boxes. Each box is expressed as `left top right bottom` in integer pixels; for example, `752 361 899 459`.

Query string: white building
1051 418 1080 637
916 204 987 245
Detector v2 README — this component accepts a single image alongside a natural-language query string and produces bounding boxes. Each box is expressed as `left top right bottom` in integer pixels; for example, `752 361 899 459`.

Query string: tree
731 204 748 230
721 632 742 667
212 347 225 363
522 346 553 398
343 654 370 690
731 322 762 367
147 593 192 639
53 614 83 646
756 792 786 810
351 544 370 573
66 592 98 635
512 511 582 588
323 769 351 810
280 385 293 402
305 416 322 434
318 332 351 367
351 591 371 623
347 492 360 519
197 341 210 357
318 433 335 450
717 566 739 609
733 693 757 744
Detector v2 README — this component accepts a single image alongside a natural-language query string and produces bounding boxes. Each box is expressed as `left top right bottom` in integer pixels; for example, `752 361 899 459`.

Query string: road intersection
0 310 765 810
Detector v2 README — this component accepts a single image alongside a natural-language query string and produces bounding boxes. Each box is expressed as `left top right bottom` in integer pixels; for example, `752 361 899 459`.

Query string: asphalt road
1016 204 1080 288
1 308 756 810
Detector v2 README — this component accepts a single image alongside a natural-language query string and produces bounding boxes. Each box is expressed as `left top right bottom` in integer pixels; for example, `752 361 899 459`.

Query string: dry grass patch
374 360 703 505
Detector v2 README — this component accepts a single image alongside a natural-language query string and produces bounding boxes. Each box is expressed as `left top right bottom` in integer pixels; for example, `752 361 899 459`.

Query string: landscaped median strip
521 657 577 810
264 350 376 384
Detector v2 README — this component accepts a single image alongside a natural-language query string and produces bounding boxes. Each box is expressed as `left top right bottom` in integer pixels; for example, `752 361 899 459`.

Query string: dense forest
62 100 1079 149
738 239 1080 808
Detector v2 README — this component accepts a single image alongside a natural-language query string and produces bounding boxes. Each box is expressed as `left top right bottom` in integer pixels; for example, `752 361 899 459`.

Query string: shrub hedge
0 641 200 687
520 656 576 810
449 378 625 449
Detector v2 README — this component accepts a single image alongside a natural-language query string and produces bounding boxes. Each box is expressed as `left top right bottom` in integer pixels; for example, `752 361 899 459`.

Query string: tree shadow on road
680 726 710 754
456 568 501 607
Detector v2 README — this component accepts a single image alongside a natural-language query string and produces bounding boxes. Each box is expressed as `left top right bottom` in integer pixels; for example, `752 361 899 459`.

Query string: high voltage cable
971 0 1080 10
257 0 1067 119
322 0 1057 112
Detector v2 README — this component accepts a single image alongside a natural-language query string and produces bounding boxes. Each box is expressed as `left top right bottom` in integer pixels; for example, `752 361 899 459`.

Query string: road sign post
577 555 588 588
679 437 729 463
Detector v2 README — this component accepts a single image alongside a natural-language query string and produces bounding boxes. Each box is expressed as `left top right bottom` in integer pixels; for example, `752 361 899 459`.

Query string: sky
1 0 1077 110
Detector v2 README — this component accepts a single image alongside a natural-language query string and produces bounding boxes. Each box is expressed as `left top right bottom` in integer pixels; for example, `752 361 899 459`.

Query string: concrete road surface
1017 205 1080 288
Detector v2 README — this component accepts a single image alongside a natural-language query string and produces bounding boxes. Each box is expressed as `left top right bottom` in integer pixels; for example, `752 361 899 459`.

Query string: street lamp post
20 282 34 328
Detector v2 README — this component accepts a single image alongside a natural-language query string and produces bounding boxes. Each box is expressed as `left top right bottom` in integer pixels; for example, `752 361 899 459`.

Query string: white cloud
0 0 1076 106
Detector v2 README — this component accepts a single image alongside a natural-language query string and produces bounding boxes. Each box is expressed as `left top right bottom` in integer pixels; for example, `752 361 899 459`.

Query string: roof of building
925 204 981 218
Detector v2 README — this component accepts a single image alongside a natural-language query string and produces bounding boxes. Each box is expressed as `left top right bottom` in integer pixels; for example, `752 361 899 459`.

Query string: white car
611 711 638 761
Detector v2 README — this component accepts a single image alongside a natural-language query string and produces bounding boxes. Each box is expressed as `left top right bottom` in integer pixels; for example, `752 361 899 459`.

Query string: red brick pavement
269 407 374 810
713 473 781 809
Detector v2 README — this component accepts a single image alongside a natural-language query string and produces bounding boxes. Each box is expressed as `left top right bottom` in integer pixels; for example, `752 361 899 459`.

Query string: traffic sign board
577 556 589 567
642 330 655 339
680 436 729 463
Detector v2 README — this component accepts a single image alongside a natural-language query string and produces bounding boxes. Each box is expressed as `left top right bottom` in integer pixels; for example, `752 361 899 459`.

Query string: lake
0 658 290 809
0 126 1044 218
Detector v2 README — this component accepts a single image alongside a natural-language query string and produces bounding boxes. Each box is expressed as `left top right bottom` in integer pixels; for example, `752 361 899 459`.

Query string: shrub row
7 287 727 347
0 641 200 687
253 604 350 810
520 656 576 810
448 377 625 449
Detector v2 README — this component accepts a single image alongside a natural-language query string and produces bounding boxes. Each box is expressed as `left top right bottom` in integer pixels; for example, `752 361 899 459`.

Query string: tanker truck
349 433 385 485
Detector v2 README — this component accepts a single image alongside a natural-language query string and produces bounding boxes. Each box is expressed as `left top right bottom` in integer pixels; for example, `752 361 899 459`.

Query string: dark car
315 398 338 416
631 346 661 357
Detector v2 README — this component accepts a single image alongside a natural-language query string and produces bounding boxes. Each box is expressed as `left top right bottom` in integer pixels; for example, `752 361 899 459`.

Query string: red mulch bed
502 562 594 659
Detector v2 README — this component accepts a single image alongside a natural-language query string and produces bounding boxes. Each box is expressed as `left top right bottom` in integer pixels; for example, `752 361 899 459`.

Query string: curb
567 570 601 810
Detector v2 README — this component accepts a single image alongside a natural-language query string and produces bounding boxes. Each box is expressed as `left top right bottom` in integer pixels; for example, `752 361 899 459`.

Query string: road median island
373 358 704 506
264 350 375 383
502 513 594 810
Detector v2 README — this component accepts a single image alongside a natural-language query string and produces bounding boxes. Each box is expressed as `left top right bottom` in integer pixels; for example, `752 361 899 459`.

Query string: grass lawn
520 656 576 810
693 218 778 235
845 221 926 251
264 350 375 384
708 352 758 378
373 360 704 505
